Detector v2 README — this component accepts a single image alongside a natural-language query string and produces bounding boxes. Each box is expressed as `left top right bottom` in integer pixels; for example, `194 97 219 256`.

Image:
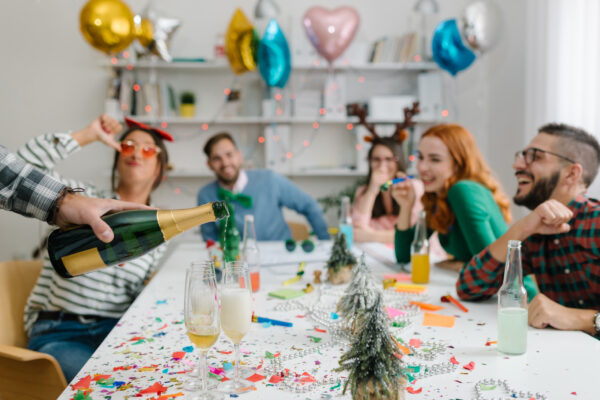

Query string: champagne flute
219 261 254 393
184 261 221 399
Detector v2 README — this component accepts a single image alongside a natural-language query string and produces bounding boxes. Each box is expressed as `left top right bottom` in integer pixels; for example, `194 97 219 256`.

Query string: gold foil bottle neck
157 202 217 241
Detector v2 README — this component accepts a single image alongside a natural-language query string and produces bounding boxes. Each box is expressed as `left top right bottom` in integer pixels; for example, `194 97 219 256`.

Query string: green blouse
395 180 508 263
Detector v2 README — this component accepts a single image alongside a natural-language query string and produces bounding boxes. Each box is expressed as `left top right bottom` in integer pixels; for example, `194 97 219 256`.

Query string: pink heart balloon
303 6 360 63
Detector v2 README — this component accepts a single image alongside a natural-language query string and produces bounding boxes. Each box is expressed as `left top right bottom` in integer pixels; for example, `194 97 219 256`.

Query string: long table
58 240 598 399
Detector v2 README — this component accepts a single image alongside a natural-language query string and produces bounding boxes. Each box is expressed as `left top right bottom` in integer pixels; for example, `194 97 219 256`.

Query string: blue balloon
432 19 476 76
258 19 291 88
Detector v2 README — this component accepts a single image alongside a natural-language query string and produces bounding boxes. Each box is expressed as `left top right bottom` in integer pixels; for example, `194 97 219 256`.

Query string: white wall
0 0 526 259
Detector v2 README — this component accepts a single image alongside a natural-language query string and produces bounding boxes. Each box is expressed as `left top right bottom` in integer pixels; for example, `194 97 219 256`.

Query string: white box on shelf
368 96 417 120
418 71 443 120
264 124 292 174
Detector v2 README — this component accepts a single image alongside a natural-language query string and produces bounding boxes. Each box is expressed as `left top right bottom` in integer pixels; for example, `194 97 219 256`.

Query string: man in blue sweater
197 132 330 241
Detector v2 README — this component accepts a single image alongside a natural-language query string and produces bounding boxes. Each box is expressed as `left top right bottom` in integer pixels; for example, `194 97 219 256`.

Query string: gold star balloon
225 8 258 74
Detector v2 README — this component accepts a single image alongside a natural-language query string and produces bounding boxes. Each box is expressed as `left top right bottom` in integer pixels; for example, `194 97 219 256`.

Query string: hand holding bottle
55 192 154 242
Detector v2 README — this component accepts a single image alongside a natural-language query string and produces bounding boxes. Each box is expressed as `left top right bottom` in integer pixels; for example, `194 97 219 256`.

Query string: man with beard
197 132 330 241
457 123 600 336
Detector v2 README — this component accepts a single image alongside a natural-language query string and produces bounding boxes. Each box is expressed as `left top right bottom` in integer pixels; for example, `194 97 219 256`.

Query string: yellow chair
0 260 67 400
287 221 310 241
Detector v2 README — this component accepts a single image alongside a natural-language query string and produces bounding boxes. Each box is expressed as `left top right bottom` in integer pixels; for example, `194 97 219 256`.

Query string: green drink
48 201 228 278
497 307 528 355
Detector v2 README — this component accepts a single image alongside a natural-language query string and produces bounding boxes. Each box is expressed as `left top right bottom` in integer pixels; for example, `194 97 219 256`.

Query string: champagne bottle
48 201 228 278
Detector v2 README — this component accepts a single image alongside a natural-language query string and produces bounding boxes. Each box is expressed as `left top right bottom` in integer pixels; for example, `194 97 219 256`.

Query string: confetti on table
410 301 444 311
246 373 266 382
156 299 167 305
92 374 111 381
71 375 92 390
171 351 185 360
386 307 406 318
330 312 339 320
450 356 460 365
383 273 411 282
406 387 423 394
409 338 421 348
73 390 92 400
223 362 233 371
422 312 455 328
310 336 322 343
314 327 327 333
463 361 475 370
269 375 283 383
182 346 194 352
394 283 426 293
138 382 168 395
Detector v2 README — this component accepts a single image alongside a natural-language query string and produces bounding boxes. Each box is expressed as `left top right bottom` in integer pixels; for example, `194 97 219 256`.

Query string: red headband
124 117 174 142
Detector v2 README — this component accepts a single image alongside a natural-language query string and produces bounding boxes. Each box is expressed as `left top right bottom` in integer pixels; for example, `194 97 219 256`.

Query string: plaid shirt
0 145 65 222
457 195 600 311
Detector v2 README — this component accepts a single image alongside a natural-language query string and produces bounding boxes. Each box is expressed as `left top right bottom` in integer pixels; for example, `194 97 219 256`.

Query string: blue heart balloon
258 19 291 88
432 19 476 76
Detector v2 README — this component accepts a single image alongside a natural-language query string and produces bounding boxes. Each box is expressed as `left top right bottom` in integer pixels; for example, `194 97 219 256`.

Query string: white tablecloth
58 240 598 399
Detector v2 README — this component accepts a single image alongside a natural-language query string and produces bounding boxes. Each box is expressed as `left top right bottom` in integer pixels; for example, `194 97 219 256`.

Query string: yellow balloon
80 0 135 54
135 17 154 48
225 8 257 74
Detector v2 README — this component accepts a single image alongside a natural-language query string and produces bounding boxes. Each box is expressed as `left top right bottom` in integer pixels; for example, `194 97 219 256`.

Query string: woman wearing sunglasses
17 114 171 382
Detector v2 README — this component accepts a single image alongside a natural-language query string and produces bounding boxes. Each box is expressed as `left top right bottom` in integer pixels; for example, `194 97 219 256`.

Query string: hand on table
528 293 579 330
434 259 464 273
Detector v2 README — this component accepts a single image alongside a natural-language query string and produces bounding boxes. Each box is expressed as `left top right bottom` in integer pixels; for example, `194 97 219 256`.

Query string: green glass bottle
218 200 240 262
48 201 228 278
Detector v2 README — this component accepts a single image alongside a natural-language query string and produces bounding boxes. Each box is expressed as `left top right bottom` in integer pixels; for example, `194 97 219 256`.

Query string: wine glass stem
234 343 241 382
199 350 208 393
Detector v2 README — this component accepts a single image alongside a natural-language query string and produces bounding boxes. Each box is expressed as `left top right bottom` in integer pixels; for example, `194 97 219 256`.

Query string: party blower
380 175 415 191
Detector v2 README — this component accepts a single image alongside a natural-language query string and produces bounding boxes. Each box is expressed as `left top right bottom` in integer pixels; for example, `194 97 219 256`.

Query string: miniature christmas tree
218 200 240 262
326 233 357 284
337 253 382 332
336 291 407 400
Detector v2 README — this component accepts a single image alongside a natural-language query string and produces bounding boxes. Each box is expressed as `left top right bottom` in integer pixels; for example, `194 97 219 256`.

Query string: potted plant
336 292 408 400
326 233 357 284
180 91 196 117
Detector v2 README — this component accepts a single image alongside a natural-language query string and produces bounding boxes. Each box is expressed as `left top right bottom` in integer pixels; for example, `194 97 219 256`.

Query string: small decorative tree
180 91 196 117
336 292 407 400
326 233 357 284
337 253 381 332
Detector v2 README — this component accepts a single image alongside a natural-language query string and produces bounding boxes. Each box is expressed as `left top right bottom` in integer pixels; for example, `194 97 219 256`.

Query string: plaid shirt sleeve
0 145 66 221
456 246 505 301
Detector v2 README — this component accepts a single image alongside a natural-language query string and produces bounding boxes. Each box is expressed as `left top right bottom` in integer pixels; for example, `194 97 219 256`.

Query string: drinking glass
219 261 254 393
184 261 221 399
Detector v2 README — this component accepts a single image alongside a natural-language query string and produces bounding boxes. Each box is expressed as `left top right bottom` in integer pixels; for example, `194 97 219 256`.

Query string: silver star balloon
137 1 181 62
254 0 280 19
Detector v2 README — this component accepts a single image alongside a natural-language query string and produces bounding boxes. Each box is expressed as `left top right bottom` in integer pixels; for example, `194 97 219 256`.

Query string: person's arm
447 182 505 256
1 145 66 221
528 293 598 334
394 225 415 263
456 246 505 300
351 186 372 228
273 172 330 239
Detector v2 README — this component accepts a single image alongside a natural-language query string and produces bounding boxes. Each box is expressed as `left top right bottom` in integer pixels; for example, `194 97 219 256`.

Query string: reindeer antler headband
347 101 420 144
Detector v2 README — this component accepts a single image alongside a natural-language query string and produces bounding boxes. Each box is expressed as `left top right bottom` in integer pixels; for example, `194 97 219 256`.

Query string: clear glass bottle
242 214 260 292
497 240 528 355
410 210 430 283
338 196 353 249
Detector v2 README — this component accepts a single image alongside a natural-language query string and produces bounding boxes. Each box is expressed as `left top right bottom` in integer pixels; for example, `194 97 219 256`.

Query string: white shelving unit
105 59 444 180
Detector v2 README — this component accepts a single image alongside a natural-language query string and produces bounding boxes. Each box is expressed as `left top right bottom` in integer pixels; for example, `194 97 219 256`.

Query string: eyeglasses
284 238 315 253
120 140 161 158
370 156 397 165
514 147 575 166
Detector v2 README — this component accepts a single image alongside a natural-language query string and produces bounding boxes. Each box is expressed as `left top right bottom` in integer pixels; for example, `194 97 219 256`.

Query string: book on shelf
368 32 418 63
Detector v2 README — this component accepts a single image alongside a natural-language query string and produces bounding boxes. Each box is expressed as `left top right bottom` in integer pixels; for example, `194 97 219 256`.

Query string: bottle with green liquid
48 201 228 278
497 240 528 355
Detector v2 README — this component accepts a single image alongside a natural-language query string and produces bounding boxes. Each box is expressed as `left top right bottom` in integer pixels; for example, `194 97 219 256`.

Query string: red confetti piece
299 375 317 383
273 352 281 358
269 375 284 383
219 350 233 354
155 393 184 400
246 373 266 382
406 387 423 394
171 351 185 360
296 315 306 318
409 338 421 348
158 323 168 330
92 374 111 381
450 356 459 365
129 336 144 341
571 392 577 395
314 327 327 333
138 382 168 395
71 375 92 390
463 361 475 370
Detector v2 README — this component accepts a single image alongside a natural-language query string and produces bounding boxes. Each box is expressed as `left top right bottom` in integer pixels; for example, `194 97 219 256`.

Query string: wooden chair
0 260 67 400
287 221 310 241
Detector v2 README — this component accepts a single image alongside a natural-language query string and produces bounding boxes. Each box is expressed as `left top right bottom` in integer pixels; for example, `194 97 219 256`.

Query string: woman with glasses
392 124 512 272
18 115 171 382
351 137 425 243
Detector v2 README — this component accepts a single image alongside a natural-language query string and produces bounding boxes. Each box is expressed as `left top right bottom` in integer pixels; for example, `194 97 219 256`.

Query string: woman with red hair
392 124 512 271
